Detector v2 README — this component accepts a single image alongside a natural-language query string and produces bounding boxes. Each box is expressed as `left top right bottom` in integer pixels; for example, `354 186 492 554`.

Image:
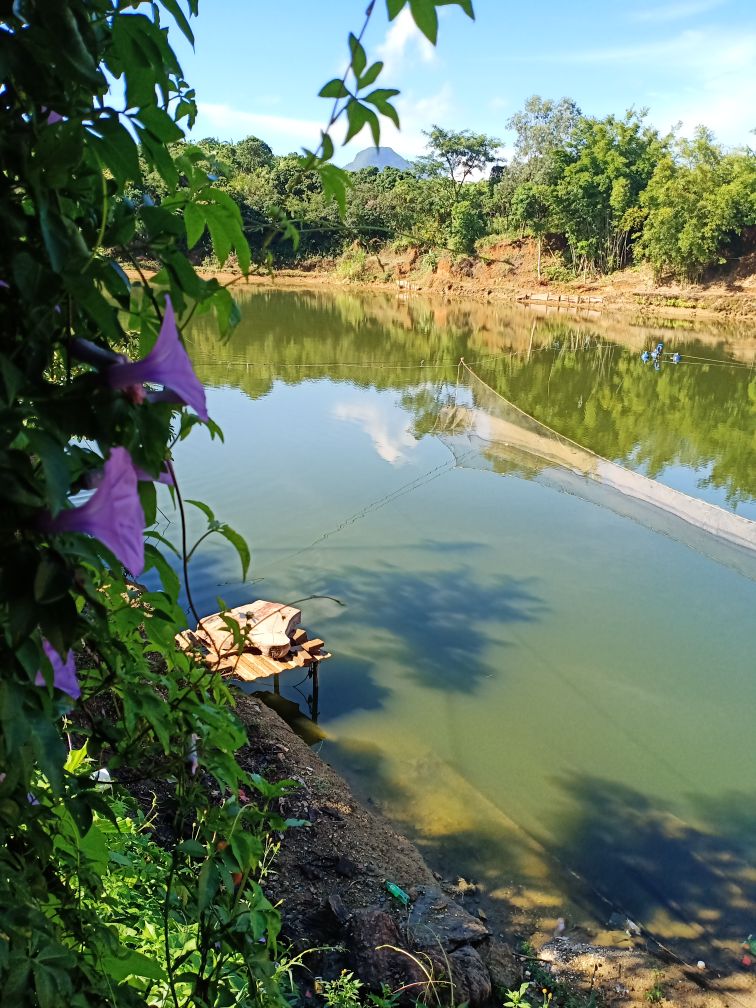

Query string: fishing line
188 347 525 370
232 444 477 584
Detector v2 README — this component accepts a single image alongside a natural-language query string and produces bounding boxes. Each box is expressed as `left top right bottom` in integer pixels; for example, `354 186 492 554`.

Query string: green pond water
170 287 756 960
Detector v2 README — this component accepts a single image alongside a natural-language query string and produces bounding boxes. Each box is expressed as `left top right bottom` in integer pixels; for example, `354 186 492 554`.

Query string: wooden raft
176 600 331 683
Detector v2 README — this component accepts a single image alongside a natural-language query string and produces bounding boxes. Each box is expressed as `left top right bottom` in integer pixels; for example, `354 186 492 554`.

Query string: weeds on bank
507 944 601 1008
644 971 666 1003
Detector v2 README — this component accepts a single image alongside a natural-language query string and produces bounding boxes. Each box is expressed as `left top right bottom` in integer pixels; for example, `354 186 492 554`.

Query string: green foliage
637 128 756 281
335 246 371 282
644 971 666 1003
0 1 444 1005
449 199 485 254
319 970 364 1008
416 124 501 206
507 96 582 178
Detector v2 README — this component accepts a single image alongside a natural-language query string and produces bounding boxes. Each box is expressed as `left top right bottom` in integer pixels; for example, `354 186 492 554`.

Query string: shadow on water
319 736 756 970
547 775 756 955
325 561 548 693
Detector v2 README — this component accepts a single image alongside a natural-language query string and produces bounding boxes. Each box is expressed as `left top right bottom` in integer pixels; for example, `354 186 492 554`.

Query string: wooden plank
175 598 331 684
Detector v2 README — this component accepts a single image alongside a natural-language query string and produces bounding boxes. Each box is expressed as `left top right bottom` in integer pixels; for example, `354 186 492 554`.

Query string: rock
408 885 490 951
346 908 428 1000
327 891 349 925
607 912 641 935
333 856 358 879
479 942 520 992
448 946 492 1007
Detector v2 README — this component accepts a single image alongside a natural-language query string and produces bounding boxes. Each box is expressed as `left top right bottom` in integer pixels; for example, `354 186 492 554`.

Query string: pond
171 287 756 964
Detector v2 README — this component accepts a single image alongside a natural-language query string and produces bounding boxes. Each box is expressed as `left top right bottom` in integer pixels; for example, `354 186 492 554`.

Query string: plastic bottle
385 881 410 906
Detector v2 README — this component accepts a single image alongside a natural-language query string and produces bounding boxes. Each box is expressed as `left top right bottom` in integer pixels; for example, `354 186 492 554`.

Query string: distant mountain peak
343 146 411 172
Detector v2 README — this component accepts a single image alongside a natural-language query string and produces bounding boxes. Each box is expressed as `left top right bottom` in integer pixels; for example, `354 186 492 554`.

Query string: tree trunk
537 235 542 280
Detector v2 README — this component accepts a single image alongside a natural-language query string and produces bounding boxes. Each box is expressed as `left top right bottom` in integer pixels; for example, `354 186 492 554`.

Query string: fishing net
436 364 756 579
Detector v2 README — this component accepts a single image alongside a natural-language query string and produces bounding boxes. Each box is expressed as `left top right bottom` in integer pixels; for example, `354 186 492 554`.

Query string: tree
507 95 582 180
638 128 756 281
231 134 275 174
510 182 554 278
449 198 485 253
550 109 666 273
416 125 501 204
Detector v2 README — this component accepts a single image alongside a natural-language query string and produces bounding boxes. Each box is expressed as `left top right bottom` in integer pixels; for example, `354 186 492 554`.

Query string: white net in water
435 365 756 580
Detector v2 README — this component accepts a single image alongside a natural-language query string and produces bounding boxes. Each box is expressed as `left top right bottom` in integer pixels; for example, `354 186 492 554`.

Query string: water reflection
175 287 756 965
189 287 756 515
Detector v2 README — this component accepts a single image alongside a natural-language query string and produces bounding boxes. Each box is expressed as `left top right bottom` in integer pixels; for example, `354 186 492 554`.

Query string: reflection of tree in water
326 562 546 693
187 288 755 506
477 340 755 505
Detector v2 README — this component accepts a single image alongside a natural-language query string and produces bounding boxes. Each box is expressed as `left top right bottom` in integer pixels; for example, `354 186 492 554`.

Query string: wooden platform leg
310 661 319 723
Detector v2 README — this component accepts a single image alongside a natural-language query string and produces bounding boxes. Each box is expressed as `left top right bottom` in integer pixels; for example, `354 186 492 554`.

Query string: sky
170 0 756 164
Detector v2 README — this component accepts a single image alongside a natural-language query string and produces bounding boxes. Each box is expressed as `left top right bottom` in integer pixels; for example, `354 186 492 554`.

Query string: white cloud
194 102 322 151
526 28 756 147
332 401 417 466
376 7 436 78
642 33 756 146
629 0 725 23
488 96 511 113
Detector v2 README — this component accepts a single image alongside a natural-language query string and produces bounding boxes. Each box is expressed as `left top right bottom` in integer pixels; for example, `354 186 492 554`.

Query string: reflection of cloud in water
332 399 416 465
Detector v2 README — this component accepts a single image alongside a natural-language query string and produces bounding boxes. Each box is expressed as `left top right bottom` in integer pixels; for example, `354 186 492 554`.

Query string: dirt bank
231 690 756 1008
185 235 756 322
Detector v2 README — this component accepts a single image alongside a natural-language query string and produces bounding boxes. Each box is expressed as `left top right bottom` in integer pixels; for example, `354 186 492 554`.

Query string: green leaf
186 498 215 523
177 838 206 857
161 0 196 44
64 743 88 773
33 554 72 604
230 829 262 872
348 33 367 77
320 131 335 162
364 87 401 103
344 101 370 144
88 116 141 186
409 0 439 43
210 286 241 337
138 104 185 144
203 202 234 265
319 78 349 99
197 859 219 912
101 950 167 982
386 0 406 18
184 202 206 249
318 164 351 217
26 430 70 515
358 60 384 89
30 714 65 793
144 543 180 598
438 0 475 18
218 524 250 581
364 88 401 129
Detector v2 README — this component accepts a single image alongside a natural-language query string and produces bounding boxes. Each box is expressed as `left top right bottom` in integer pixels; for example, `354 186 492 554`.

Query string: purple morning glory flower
35 639 80 700
44 446 145 574
134 463 175 486
107 297 208 421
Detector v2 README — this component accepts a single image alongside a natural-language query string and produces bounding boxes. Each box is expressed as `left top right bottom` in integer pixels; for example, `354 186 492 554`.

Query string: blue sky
171 0 756 163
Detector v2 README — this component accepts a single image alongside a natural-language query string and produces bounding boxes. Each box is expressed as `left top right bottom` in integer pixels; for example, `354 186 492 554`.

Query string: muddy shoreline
180 242 756 324
232 690 755 1008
